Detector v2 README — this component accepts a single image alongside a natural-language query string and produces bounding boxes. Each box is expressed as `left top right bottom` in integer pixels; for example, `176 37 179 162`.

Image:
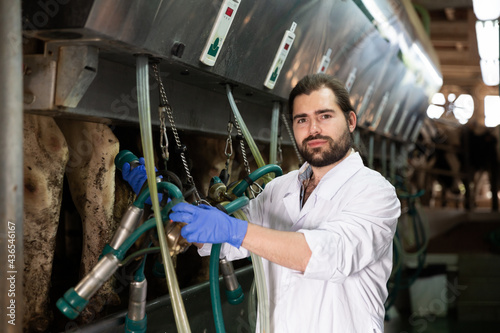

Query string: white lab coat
199 152 401 332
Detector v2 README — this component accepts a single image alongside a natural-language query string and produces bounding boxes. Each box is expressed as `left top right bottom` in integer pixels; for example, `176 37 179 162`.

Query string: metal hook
225 137 233 158
160 126 169 161
249 182 263 195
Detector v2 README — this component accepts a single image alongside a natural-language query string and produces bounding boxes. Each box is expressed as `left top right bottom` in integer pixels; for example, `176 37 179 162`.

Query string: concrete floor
384 210 500 333
385 316 499 333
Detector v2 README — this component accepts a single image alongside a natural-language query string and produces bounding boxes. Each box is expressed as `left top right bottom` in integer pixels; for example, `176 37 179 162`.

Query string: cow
23 115 123 331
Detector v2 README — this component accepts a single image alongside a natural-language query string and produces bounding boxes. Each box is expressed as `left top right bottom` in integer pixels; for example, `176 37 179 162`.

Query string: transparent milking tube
136 55 191 333
233 210 270 333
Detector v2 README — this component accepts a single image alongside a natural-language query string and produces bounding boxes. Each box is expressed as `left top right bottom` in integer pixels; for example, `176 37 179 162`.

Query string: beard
298 125 353 167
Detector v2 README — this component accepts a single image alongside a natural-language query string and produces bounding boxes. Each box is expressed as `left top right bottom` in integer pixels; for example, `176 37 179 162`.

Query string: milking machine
55 179 185 322
205 163 282 333
222 85 290 333
155 60 286 332
56 54 287 333
57 55 192 333
153 62 252 331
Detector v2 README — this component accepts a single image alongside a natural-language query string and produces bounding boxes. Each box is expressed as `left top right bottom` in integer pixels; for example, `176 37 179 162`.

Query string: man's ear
348 111 356 133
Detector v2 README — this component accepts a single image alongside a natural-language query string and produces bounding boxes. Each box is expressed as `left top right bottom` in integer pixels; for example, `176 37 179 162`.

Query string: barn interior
1 0 500 332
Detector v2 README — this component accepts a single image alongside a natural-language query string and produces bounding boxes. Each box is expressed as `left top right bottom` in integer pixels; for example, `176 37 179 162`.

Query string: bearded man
128 73 401 332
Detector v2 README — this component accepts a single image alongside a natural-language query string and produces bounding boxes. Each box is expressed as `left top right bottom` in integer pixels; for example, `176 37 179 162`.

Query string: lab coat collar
285 150 364 199
315 151 364 200
281 166 304 224
282 150 364 224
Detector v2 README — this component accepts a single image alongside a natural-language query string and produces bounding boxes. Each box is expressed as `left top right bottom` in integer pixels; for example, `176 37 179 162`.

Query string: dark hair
288 73 355 120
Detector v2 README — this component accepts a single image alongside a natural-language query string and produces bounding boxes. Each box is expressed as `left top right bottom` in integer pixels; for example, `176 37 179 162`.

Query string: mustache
303 135 332 143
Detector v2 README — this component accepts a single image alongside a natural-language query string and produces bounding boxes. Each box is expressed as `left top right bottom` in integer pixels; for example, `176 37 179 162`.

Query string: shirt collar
298 162 313 184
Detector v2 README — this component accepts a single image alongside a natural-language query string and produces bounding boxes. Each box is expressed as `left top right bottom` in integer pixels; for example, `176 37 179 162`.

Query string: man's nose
309 119 320 135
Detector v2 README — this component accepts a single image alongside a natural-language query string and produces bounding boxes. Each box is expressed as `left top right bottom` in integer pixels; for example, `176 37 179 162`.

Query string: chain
281 113 304 165
276 116 283 166
158 103 169 167
233 118 251 176
152 63 202 203
224 121 233 169
277 134 283 166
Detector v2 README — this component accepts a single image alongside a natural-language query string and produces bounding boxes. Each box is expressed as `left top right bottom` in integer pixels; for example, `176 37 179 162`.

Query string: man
125 74 401 332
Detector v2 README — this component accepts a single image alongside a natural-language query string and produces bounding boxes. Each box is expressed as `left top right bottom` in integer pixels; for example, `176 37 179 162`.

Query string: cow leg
56 119 120 323
23 114 69 332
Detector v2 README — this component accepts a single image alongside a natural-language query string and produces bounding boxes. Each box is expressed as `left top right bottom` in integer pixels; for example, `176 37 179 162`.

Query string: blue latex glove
170 202 248 248
122 157 163 205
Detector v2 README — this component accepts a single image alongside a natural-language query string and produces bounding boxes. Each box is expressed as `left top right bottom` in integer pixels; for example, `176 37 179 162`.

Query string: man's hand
121 157 162 205
170 202 248 248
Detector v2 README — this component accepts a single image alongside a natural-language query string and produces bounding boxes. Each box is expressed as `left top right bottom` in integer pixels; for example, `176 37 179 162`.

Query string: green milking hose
209 196 249 333
133 181 183 209
211 163 282 333
231 164 283 197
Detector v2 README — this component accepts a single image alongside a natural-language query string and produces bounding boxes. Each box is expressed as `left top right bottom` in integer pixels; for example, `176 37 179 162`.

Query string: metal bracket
55 45 99 108
23 54 57 110
23 45 99 111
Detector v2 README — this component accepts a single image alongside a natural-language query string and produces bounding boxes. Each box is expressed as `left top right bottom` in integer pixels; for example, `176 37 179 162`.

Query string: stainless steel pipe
0 0 24 331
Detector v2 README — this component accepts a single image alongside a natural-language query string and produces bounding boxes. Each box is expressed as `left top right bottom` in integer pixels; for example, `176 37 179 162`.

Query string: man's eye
321 114 332 119
296 118 306 124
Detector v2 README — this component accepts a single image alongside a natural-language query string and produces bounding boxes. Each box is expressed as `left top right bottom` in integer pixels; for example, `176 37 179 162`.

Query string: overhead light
455 94 474 113
475 20 499 60
484 95 500 127
454 94 475 120
480 59 500 86
426 104 445 119
410 43 443 88
473 0 500 21
427 93 475 124
431 92 445 105
475 19 499 86
472 0 500 86
361 0 389 24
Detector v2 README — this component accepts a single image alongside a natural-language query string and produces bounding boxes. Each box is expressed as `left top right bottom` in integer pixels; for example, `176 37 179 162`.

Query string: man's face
292 87 356 168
